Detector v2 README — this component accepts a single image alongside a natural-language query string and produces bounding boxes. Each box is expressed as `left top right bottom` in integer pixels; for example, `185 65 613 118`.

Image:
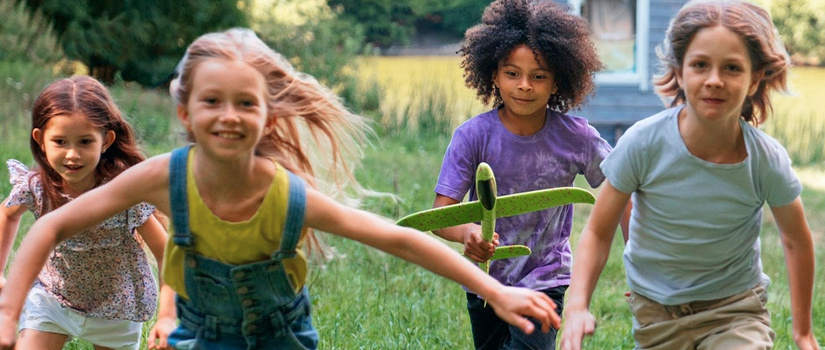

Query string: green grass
0 59 823 349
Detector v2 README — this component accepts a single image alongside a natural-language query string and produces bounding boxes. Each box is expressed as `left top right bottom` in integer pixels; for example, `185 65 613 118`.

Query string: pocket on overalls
284 313 318 350
192 274 232 303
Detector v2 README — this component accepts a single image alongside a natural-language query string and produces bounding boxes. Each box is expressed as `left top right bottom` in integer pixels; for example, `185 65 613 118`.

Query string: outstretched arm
0 199 27 292
431 194 498 262
560 181 630 350
770 198 820 350
307 188 559 334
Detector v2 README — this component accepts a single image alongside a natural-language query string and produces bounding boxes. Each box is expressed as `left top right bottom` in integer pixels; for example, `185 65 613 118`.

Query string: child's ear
675 67 684 89
102 130 116 153
32 128 44 150
177 105 192 132
747 71 764 96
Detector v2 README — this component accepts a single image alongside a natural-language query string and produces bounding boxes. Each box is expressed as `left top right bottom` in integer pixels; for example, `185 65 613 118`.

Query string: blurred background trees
2 0 823 91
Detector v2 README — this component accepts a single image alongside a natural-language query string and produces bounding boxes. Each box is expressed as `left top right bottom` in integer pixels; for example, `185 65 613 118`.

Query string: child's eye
203 97 219 105
505 71 518 77
534 74 547 80
80 139 94 145
51 139 66 146
240 100 256 108
691 61 708 69
726 64 743 72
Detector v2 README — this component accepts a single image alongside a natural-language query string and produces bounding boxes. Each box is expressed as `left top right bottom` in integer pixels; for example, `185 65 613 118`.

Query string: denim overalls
166 146 319 350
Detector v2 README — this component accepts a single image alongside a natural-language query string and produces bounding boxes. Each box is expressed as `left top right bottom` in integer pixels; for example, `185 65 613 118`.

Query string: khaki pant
628 282 774 350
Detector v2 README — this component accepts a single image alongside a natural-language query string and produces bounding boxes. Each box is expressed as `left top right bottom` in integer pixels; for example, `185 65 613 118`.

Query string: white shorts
19 284 142 350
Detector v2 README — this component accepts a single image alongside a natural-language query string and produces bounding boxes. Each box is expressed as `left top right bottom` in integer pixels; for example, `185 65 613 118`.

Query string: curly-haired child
430 0 614 349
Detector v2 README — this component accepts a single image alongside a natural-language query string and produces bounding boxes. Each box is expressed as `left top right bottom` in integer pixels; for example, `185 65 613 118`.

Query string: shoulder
617 107 679 148
5 159 42 210
454 109 498 134
743 123 794 169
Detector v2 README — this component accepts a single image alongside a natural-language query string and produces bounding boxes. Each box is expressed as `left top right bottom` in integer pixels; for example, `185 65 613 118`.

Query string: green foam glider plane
396 162 596 275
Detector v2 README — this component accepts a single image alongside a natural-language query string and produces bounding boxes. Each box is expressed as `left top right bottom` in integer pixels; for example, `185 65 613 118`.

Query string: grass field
0 58 822 349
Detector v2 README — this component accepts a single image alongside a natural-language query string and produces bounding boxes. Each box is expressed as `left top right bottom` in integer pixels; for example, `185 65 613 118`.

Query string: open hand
0 312 18 350
559 308 596 350
148 316 177 349
487 286 560 334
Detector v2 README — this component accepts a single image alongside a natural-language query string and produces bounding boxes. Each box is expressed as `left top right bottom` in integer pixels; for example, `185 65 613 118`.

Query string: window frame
567 0 650 91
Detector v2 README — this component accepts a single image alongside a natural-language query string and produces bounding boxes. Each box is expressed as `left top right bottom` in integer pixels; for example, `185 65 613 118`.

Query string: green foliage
250 1 383 115
15 0 248 86
0 0 63 64
771 0 825 64
328 0 474 49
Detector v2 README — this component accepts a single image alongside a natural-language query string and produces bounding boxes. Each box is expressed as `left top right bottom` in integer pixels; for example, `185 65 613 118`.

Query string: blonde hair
654 0 790 125
170 28 375 257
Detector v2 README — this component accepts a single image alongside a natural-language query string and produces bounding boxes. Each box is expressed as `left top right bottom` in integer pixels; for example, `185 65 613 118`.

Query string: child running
0 28 561 349
0 76 167 350
431 0 613 349
561 1 819 349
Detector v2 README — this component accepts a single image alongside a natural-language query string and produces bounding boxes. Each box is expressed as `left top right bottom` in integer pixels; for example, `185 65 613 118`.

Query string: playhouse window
568 0 650 89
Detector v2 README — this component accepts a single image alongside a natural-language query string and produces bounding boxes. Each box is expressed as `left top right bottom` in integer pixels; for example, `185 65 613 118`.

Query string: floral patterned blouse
5 160 158 321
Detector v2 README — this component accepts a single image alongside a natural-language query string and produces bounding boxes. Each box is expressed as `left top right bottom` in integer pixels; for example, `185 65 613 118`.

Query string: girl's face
676 25 761 124
32 114 115 194
179 58 270 160
493 45 558 121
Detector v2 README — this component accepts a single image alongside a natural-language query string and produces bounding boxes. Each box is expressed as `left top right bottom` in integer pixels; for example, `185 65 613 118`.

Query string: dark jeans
466 285 567 350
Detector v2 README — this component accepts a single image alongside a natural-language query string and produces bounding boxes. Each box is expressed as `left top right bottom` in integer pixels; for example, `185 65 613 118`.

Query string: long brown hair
654 0 789 125
30 76 145 212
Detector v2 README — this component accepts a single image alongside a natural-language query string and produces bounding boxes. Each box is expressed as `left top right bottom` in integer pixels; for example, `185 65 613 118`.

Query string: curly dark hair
460 0 602 113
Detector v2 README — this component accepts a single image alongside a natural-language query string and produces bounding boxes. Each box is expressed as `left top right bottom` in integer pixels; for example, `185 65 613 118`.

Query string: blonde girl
0 28 560 350
561 1 819 349
0 76 167 350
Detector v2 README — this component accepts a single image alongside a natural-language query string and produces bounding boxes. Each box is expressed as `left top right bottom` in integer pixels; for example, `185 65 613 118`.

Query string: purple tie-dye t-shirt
435 108 611 291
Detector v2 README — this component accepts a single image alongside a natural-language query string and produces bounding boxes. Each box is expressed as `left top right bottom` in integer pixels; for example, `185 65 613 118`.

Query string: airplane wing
495 187 595 218
395 201 482 232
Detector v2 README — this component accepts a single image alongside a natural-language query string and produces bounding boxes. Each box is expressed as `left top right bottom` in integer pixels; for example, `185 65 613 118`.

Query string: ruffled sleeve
5 160 41 215
127 202 156 231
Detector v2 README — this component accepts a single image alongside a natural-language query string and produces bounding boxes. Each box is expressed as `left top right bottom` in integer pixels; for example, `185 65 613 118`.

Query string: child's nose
65 147 81 159
518 78 533 91
221 105 241 122
705 70 723 88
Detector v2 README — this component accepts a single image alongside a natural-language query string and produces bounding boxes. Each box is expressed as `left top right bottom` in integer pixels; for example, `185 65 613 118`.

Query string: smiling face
178 58 271 160
677 25 761 125
32 114 114 194
493 45 558 122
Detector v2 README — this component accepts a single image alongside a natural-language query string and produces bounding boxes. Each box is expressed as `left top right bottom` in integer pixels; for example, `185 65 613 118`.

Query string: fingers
463 235 497 262
559 310 596 350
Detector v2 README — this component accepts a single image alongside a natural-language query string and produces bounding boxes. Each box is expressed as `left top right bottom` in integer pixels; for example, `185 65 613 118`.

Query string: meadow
0 56 822 349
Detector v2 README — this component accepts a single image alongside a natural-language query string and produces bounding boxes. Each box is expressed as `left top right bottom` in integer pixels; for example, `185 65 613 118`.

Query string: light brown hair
654 0 789 125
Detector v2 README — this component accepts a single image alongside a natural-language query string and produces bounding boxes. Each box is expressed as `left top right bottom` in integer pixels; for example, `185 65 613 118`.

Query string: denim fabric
166 146 317 350
467 286 566 350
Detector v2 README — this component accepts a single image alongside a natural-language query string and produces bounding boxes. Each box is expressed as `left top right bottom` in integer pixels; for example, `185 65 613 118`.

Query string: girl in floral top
0 76 167 350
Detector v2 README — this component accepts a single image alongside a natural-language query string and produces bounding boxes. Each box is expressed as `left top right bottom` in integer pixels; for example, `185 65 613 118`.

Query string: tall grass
762 66 825 166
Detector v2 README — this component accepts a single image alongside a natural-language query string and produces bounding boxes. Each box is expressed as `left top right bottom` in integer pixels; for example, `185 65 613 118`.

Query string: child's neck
191 151 276 222
678 110 747 164
497 107 547 136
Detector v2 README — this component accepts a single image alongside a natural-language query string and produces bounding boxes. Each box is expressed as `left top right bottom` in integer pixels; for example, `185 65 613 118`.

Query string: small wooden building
557 0 688 144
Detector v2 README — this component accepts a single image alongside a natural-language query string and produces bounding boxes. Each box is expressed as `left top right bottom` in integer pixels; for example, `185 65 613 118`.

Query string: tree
15 0 248 86
0 0 64 64
328 0 471 49
771 0 825 65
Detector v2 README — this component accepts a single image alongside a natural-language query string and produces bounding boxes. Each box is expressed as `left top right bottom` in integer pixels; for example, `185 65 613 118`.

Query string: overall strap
169 145 194 248
271 171 306 260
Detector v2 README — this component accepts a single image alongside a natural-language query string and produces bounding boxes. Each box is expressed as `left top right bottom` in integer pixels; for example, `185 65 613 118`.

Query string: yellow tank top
162 148 308 299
